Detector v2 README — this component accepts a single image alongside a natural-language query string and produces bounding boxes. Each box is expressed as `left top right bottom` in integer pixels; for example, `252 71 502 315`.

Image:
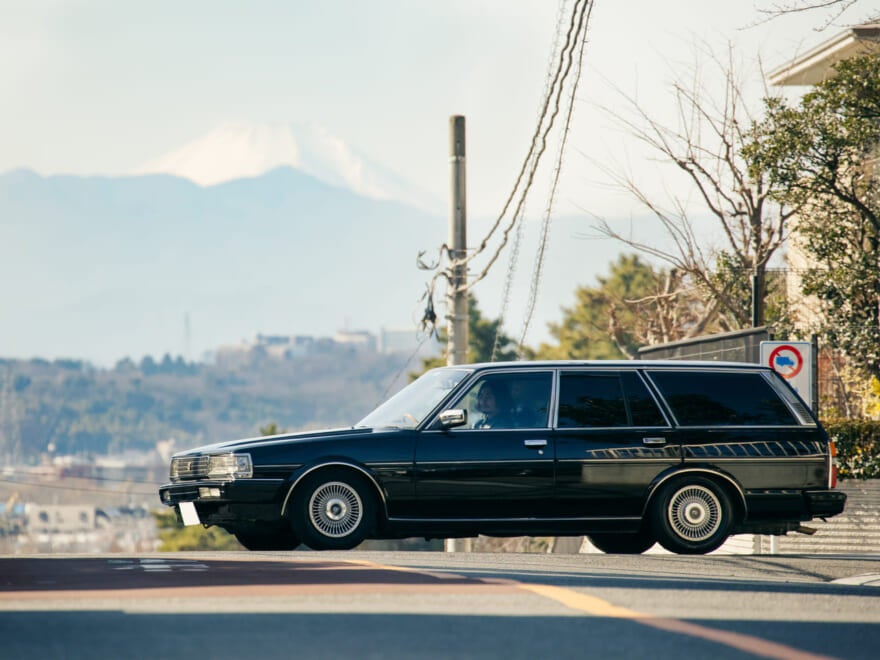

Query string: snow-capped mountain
135 121 440 212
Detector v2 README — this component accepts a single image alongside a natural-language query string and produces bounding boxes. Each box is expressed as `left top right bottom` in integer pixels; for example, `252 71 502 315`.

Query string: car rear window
646 370 798 426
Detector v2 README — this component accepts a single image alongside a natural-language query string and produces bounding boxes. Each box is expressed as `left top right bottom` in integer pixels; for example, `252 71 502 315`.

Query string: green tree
0 346 410 461
531 254 706 359
746 55 880 377
417 295 517 375
258 422 285 436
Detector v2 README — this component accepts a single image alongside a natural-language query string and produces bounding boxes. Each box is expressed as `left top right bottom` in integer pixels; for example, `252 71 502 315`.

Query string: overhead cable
488 0 593 359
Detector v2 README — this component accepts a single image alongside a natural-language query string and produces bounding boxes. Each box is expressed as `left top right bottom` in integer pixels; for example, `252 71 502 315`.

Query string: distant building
216 333 319 365
768 19 880 332
25 504 95 534
255 333 315 359
767 18 880 416
213 327 438 363
334 329 376 351
768 20 880 86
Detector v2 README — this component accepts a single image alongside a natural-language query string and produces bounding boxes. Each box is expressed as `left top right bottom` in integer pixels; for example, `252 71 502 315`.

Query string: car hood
174 426 377 456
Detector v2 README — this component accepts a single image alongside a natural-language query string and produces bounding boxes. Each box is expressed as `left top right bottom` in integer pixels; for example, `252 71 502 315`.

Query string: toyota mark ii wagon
159 361 846 554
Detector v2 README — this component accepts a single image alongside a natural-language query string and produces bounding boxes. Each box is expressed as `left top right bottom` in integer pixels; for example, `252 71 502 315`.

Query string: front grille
170 455 209 481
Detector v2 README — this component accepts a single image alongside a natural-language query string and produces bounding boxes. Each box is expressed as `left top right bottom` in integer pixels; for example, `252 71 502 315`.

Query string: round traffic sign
768 344 804 379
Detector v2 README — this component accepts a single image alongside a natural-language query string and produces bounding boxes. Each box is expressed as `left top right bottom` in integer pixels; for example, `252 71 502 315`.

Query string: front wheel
587 531 655 554
650 476 733 555
290 469 376 550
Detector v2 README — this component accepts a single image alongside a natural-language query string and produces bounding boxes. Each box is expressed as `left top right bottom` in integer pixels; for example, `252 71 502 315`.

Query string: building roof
768 21 880 86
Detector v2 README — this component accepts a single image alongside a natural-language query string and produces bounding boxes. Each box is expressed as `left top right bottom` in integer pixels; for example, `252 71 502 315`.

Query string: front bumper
158 478 287 527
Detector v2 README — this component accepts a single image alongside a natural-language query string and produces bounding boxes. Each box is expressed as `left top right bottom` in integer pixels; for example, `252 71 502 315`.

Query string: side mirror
438 409 467 429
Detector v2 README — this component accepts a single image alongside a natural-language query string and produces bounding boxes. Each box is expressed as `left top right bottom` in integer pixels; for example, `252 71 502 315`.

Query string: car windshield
357 368 470 430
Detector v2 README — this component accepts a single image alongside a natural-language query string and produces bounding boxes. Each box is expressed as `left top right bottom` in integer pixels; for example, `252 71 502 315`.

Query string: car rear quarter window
646 370 798 426
623 372 668 426
557 371 666 428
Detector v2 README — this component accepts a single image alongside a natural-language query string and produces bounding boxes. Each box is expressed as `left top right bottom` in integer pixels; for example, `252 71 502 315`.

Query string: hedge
822 420 880 480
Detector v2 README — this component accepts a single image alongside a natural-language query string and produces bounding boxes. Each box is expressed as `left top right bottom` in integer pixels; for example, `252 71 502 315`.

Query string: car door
553 369 679 517
413 370 555 518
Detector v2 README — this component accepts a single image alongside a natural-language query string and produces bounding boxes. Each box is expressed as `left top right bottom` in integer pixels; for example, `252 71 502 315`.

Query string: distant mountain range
134 121 443 213
0 166 443 365
0 123 643 366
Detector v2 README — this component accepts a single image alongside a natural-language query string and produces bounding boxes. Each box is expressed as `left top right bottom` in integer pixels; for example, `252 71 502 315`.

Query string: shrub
152 509 242 551
822 420 880 480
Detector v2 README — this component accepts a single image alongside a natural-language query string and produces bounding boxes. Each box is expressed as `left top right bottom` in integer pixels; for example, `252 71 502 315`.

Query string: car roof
441 360 771 371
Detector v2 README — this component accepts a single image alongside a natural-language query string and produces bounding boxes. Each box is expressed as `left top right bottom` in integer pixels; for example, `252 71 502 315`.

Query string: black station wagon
159 361 846 555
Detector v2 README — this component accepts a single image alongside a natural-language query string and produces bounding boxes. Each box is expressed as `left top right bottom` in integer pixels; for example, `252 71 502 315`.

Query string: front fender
279 458 389 519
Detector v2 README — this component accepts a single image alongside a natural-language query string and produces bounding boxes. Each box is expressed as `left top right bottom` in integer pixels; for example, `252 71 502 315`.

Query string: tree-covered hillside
0 348 413 461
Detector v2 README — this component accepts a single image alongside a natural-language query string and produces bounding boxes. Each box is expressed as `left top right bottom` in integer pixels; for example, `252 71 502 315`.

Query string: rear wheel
587 531 655 554
291 469 376 550
650 476 733 555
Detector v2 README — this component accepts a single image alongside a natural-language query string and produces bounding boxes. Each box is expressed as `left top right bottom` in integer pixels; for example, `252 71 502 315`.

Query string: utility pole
445 116 468 555
447 115 468 366
751 270 765 327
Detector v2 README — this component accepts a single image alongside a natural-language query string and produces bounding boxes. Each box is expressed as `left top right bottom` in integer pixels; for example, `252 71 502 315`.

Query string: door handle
643 437 666 446
524 439 548 449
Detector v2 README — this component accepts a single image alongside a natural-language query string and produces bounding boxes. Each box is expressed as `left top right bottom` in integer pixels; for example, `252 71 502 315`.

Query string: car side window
451 372 552 430
558 372 628 427
510 372 553 428
557 371 666 428
646 370 798 426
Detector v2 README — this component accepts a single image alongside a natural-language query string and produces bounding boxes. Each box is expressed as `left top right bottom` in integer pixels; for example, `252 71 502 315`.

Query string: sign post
760 341 814 410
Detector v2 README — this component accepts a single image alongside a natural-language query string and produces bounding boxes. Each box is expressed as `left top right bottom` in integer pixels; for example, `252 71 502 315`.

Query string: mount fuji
135 122 441 213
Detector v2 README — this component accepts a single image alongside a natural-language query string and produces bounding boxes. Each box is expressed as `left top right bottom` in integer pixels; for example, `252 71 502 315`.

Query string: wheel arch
280 460 388 521
643 467 747 523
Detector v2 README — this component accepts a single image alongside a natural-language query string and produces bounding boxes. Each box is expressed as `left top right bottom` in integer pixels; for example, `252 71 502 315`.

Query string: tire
232 525 300 551
650 476 733 555
588 531 655 554
290 469 376 551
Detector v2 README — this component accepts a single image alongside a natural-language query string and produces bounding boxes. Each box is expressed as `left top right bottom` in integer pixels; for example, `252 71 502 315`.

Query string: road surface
1 551 878 659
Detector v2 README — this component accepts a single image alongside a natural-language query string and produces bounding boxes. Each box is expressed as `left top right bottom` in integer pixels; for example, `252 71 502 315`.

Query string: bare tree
755 1 863 29
607 268 706 356
593 45 799 337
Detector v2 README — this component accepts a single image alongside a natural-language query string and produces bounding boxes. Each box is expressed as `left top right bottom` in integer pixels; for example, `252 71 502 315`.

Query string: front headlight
206 453 253 479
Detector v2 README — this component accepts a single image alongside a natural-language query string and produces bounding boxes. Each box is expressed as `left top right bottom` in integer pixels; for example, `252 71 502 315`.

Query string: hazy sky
2 0 873 218
2 0 877 365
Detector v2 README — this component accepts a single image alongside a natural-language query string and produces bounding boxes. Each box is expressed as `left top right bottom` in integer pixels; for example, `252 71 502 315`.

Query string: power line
375 332 435 406
417 0 594 352
489 0 593 359
478 0 589 283
492 2 571 360
518 0 594 354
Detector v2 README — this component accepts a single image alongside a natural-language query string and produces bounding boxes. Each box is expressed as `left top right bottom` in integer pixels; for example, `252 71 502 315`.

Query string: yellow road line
342 558 468 581
514 582 837 660
348 560 837 660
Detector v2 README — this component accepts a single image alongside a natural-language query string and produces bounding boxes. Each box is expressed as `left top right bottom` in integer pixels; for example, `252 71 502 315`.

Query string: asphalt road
1 551 879 659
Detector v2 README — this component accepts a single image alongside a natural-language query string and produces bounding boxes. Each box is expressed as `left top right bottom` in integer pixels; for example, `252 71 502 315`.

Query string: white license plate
178 501 201 526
